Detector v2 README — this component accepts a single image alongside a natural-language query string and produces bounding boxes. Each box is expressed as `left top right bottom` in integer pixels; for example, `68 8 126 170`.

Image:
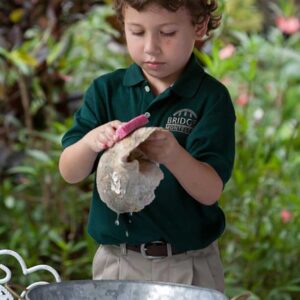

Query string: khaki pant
92 242 224 293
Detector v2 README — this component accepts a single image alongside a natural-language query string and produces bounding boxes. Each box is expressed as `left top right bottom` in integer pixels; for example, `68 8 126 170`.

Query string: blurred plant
271 0 300 35
221 0 263 33
55 5 129 92
0 2 127 173
195 12 300 300
273 0 299 17
1 1 300 299
0 0 126 289
0 0 100 131
0 121 97 286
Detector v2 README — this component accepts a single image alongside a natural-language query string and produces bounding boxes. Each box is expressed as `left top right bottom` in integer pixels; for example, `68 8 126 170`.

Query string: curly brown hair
113 0 221 34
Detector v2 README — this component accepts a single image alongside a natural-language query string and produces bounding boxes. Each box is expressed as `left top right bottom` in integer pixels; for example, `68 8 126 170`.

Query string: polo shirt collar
123 63 145 86
123 54 205 98
171 54 205 98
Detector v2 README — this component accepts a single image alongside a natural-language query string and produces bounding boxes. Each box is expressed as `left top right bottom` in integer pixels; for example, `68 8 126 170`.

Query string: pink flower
281 209 293 224
219 44 236 60
236 92 249 106
276 16 300 35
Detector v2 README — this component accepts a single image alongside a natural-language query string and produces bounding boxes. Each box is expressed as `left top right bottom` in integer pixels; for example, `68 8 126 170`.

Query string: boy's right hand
82 120 123 152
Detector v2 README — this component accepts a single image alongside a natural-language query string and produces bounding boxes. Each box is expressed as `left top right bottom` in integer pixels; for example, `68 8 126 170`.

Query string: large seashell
96 127 164 214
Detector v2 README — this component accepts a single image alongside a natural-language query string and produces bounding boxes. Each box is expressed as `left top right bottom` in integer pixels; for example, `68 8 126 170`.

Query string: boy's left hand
138 129 180 166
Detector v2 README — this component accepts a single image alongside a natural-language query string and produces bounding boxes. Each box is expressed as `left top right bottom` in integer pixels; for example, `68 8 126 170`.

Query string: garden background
0 0 299 299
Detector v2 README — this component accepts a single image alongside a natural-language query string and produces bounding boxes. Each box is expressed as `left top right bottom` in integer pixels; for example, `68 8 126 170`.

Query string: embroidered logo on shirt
165 109 198 134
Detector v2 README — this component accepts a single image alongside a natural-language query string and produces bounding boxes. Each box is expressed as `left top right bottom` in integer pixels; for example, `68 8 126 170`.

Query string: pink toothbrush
115 113 150 140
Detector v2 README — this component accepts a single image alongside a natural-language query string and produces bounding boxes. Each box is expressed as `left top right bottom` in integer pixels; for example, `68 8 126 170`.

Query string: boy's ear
195 16 210 39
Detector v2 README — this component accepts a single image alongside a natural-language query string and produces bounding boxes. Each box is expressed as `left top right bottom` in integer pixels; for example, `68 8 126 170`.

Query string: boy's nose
144 34 161 55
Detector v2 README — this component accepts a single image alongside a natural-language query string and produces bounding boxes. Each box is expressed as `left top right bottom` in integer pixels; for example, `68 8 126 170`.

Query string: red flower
236 92 249 106
276 16 300 35
281 209 293 224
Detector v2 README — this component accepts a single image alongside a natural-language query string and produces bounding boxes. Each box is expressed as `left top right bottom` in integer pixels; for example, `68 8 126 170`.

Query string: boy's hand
83 120 123 152
138 129 180 166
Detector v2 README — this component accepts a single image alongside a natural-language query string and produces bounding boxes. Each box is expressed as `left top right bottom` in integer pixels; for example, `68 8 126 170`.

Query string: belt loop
167 243 172 257
120 243 127 256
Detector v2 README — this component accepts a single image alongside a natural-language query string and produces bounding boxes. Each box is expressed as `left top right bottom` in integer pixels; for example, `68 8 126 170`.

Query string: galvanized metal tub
26 280 228 300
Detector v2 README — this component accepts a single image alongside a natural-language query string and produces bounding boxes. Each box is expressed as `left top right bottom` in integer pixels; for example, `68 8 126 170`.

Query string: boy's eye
130 31 176 37
160 31 176 37
131 31 144 36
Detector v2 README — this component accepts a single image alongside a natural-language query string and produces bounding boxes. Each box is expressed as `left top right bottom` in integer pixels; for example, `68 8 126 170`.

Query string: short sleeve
61 80 109 173
61 81 108 149
186 88 236 185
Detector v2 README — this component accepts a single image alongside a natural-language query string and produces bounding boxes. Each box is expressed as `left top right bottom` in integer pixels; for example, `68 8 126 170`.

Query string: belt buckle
140 241 165 259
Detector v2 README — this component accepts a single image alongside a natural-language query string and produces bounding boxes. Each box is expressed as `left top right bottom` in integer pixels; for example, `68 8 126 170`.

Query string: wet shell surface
96 127 164 214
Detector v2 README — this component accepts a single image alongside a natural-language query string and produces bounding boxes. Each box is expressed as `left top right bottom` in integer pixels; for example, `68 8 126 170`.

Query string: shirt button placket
143 84 155 113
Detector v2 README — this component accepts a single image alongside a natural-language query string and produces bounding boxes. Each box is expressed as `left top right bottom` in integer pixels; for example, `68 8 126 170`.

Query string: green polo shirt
62 54 236 251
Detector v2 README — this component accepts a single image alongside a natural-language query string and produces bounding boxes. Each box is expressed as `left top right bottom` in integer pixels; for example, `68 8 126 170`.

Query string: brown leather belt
125 241 184 258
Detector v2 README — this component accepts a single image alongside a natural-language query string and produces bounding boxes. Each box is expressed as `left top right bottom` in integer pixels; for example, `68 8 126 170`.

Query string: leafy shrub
1 2 300 300
0 122 96 286
195 23 300 300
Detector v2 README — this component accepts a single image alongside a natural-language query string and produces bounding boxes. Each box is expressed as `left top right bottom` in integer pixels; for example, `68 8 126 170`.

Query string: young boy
59 0 235 293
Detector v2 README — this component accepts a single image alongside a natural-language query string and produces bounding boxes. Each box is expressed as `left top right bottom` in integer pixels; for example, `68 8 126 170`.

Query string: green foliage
48 5 129 92
1 1 300 299
0 121 97 286
222 0 263 33
0 4 127 137
195 25 300 300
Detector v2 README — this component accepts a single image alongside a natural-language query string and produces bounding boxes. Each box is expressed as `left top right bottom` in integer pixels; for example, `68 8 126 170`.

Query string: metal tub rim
26 279 228 300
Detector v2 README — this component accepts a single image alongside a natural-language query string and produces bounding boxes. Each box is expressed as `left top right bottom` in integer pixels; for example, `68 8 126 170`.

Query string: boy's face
123 4 207 88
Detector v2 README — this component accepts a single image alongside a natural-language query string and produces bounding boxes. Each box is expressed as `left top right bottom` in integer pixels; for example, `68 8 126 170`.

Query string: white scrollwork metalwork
0 249 61 299
0 284 13 300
